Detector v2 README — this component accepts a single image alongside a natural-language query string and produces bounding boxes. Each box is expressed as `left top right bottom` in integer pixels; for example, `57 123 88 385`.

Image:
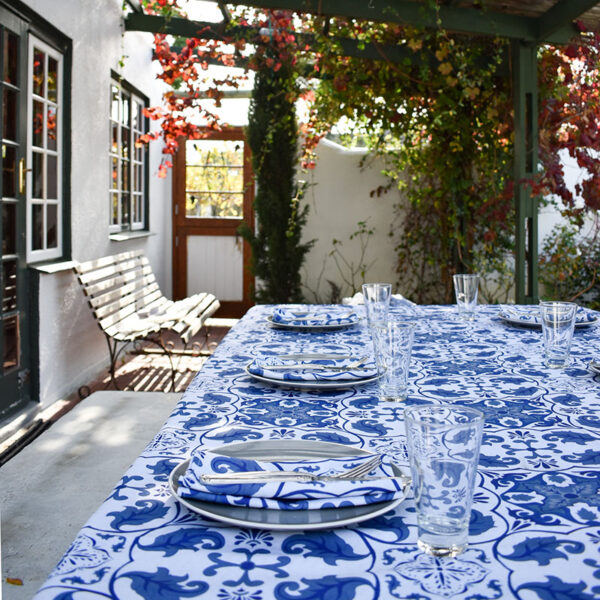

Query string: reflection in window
2 315 19 371
109 79 147 231
185 140 245 218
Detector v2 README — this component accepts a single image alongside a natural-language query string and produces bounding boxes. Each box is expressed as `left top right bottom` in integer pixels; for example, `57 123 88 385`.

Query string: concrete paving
0 391 181 599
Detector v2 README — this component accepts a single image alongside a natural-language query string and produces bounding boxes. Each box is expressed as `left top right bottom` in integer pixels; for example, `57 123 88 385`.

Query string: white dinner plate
169 439 409 531
266 314 359 331
499 310 598 329
244 364 379 389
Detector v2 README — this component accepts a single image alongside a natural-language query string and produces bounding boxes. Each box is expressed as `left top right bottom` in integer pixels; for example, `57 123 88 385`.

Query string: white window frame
109 79 147 233
26 35 63 262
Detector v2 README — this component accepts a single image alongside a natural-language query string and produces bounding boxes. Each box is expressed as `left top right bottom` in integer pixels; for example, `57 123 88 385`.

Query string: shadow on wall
300 138 400 303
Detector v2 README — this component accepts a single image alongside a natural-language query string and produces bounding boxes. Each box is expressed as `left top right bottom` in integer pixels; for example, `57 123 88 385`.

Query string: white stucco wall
22 0 172 406
300 138 400 302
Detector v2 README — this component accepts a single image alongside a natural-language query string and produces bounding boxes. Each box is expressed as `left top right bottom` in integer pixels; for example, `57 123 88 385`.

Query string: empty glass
453 274 480 320
362 283 392 329
372 317 415 401
540 301 577 368
404 405 484 558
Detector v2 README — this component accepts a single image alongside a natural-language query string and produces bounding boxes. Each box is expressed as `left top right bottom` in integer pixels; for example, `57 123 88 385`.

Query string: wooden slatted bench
74 250 220 390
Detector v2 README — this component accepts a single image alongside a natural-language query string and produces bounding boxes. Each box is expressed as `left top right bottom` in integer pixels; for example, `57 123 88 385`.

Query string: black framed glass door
0 6 30 419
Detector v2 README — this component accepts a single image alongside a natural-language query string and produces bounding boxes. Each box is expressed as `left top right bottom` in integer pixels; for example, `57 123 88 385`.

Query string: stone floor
1 391 181 598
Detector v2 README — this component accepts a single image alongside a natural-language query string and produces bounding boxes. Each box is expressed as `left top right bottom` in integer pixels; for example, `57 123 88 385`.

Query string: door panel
173 129 254 318
0 7 30 418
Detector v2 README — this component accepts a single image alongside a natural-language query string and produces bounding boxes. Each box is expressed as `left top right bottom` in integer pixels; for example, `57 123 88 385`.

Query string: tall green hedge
239 56 313 304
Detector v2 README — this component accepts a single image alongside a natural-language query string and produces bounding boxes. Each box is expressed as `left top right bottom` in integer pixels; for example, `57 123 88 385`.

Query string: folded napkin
248 356 377 381
177 450 407 510
271 305 358 326
500 305 598 325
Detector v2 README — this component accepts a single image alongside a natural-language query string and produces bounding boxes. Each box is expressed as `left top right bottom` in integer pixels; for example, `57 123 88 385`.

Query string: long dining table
35 304 600 599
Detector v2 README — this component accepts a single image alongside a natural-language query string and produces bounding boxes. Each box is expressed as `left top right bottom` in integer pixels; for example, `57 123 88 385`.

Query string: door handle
19 159 32 195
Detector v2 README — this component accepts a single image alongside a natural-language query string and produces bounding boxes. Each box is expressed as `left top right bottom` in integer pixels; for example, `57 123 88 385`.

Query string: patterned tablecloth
36 305 600 599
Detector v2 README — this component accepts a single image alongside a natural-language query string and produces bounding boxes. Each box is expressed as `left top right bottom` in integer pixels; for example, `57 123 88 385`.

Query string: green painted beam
125 0 143 13
126 13 509 75
219 0 579 43
536 0 599 41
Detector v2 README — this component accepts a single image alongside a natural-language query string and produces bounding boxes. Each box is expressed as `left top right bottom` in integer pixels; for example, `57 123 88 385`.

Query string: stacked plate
169 440 410 530
245 353 379 389
499 306 599 329
266 305 360 331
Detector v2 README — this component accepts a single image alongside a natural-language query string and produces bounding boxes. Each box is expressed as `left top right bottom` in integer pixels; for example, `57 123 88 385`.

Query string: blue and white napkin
499 305 598 326
177 450 407 510
247 356 377 381
271 305 358 326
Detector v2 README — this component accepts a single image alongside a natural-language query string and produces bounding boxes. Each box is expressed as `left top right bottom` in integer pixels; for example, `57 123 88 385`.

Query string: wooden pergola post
511 41 539 305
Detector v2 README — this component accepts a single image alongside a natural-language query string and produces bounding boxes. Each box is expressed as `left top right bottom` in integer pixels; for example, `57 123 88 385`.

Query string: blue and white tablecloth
35 304 600 599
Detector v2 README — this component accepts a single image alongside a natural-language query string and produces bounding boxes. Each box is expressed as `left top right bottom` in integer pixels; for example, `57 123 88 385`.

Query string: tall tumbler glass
540 301 577 368
362 283 392 329
372 318 415 401
452 274 480 320
404 405 484 558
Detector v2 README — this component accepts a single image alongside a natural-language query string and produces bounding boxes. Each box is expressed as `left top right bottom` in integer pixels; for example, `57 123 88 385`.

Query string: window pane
3 88 17 141
185 192 243 218
110 192 119 225
120 193 129 225
121 161 129 191
2 145 16 197
2 203 16 255
46 204 57 248
47 154 57 199
121 127 130 159
3 31 18 85
47 56 58 102
111 157 119 190
33 48 45 96
3 314 19 371
185 139 244 218
134 134 143 162
47 105 57 150
110 84 120 121
111 123 118 154
32 99 44 147
132 193 140 223
32 204 43 249
2 259 16 312
121 93 129 125
133 164 143 193
32 152 43 198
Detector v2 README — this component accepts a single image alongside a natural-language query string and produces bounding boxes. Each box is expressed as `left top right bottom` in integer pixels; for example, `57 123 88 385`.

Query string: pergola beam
125 0 143 13
126 13 508 74
536 0 598 40
219 0 579 43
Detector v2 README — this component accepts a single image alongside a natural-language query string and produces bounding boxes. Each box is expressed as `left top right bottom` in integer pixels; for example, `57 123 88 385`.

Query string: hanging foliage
137 2 600 303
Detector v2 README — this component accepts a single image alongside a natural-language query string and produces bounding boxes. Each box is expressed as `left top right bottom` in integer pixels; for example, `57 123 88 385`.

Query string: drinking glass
404 405 484 558
362 283 392 329
372 317 415 401
452 274 480 320
540 301 577 368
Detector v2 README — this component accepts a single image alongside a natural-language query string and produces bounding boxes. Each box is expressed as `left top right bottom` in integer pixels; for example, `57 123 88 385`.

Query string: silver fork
200 454 382 483
262 356 369 372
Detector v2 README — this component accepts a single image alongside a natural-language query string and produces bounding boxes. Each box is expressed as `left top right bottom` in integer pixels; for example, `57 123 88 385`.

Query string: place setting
245 353 379 389
266 304 360 331
497 303 599 329
168 439 411 530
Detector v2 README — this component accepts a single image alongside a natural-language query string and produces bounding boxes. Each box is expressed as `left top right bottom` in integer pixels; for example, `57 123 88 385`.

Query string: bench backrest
74 250 167 334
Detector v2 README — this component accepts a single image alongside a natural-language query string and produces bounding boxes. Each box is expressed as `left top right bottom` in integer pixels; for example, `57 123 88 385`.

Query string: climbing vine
137 1 600 304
